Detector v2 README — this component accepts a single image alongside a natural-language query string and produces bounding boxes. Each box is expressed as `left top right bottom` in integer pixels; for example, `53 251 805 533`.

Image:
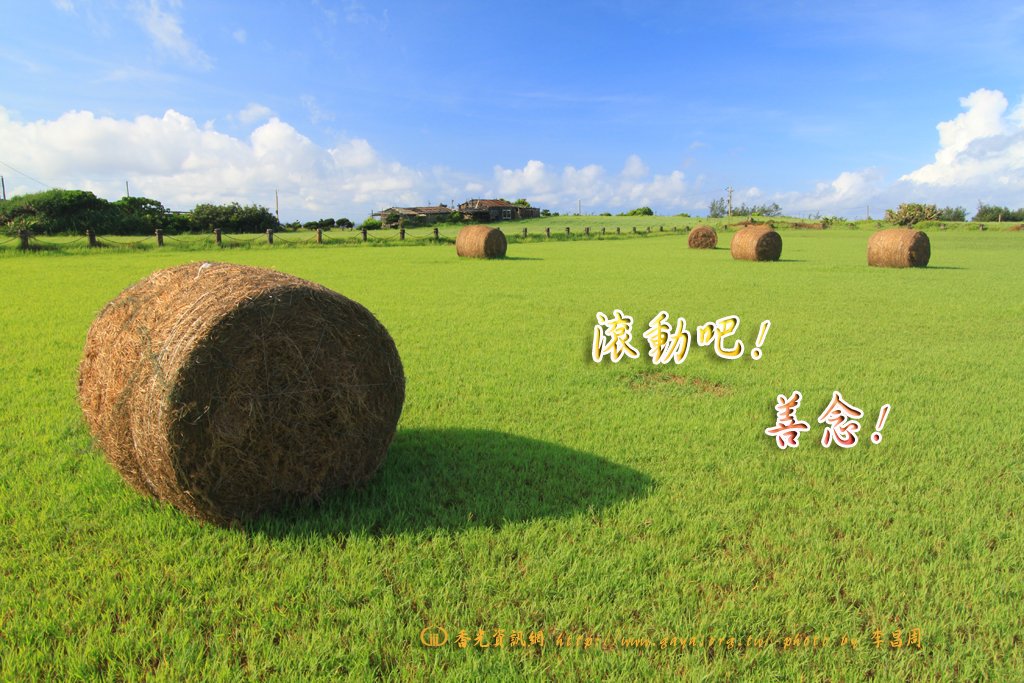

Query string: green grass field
1 227 1021 680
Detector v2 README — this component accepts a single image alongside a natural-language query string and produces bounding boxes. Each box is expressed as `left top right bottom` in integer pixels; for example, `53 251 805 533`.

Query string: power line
0 159 52 189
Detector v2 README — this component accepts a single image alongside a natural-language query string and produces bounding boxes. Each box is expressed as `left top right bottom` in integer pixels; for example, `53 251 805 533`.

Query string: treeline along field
1 214 1020 255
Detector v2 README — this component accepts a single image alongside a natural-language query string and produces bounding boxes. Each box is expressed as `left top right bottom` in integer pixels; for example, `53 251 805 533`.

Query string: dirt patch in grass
626 371 730 396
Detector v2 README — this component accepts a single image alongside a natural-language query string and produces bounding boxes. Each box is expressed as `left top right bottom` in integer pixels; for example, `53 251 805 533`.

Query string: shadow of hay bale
247 428 653 537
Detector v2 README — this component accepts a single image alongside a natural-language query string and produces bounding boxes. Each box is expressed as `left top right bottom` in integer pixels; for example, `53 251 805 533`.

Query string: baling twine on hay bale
730 226 782 261
78 262 405 525
688 226 718 249
867 228 930 268
456 225 507 258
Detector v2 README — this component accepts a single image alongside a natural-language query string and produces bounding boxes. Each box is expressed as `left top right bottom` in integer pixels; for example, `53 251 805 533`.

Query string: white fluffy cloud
491 158 700 213
902 88 1024 189
0 106 428 219
771 89 1024 217
774 168 886 215
7 89 1023 222
0 103 703 217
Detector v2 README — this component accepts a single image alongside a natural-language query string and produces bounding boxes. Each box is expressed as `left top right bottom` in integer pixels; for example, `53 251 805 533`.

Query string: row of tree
884 203 1024 225
708 197 782 218
6 189 1021 236
0 189 365 236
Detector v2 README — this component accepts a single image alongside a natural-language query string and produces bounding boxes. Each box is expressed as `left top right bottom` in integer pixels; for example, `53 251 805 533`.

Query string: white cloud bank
491 159 700 214
3 89 1023 220
0 106 428 219
0 105 706 219
901 88 1024 189
779 88 1024 217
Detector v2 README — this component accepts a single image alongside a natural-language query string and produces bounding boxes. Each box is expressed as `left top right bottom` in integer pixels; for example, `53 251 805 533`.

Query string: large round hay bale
78 262 405 525
688 225 717 249
456 224 507 258
730 227 782 261
867 228 930 268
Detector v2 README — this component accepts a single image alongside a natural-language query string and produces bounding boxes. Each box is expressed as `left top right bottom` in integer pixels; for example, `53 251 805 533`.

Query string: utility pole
125 180 130 198
726 187 733 217
275 189 280 222
578 199 582 215
1 176 5 201
866 205 871 220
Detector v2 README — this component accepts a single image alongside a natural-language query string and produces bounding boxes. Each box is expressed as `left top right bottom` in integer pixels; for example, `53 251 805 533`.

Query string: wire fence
2 225 701 254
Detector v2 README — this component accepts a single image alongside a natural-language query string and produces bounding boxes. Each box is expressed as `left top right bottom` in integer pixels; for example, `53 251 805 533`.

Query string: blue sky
1 1 1023 220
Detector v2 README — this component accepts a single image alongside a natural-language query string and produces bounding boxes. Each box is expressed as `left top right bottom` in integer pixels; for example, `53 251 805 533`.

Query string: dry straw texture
688 226 718 249
78 262 405 525
867 228 930 268
456 224 507 258
730 227 783 261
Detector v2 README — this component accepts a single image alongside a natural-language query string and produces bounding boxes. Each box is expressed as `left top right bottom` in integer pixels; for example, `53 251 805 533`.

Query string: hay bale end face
730 227 782 261
867 228 930 268
688 225 717 249
78 262 405 525
456 224 507 258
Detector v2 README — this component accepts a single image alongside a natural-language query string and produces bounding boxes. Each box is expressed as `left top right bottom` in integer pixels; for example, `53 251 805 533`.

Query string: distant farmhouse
374 205 453 228
458 199 541 222
374 199 542 227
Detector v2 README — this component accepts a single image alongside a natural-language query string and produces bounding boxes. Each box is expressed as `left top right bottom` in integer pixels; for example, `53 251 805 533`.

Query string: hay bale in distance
730 227 782 261
688 225 717 249
867 228 930 268
78 262 405 525
456 224 507 258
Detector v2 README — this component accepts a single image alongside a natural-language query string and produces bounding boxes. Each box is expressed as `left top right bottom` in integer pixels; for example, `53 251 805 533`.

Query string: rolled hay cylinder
78 262 405 525
688 225 718 249
867 228 930 268
730 226 782 261
456 224 507 258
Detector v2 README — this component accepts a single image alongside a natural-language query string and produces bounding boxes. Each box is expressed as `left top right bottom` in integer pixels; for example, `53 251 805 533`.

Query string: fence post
616 227 620 235
266 228 274 245
632 226 637 234
362 227 368 242
585 226 590 236
601 227 606 236
316 228 323 244
545 227 551 238
156 229 164 246
659 226 663 232
565 226 570 237
522 227 527 238
400 227 405 241
433 227 439 240
18 229 30 250
214 228 222 246
647 226 651 233
87 229 97 247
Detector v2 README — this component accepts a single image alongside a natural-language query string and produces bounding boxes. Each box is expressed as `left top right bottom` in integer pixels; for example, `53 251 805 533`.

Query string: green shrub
708 198 782 218
0 189 124 235
937 206 967 222
973 203 1024 222
189 202 279 233
884 203 939 226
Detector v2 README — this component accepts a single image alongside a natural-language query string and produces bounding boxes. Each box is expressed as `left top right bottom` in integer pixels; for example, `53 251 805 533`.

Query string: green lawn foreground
0 229 1021 680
